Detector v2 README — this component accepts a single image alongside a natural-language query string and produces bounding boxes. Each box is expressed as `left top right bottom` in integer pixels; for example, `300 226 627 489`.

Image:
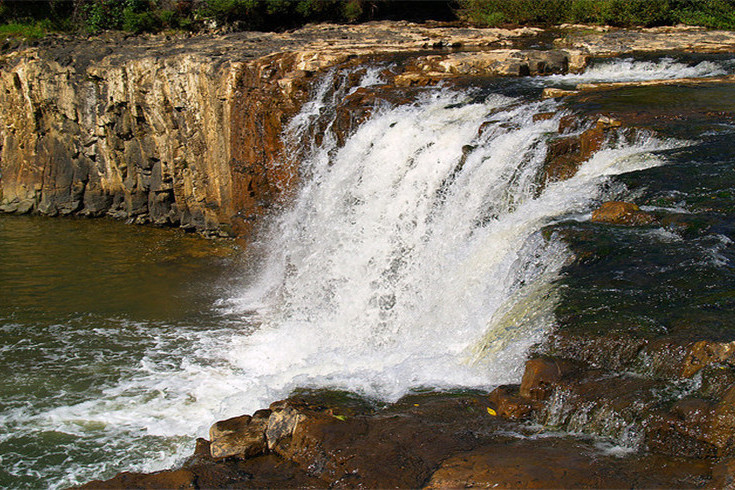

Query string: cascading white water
224 75 677 404
540 56 733 88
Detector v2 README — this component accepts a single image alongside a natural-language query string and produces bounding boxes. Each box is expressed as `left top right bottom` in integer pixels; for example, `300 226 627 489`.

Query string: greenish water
0 216 244 487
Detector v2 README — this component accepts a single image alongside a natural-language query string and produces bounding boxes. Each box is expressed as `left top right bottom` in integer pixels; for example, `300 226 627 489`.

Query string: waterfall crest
227 73 674 402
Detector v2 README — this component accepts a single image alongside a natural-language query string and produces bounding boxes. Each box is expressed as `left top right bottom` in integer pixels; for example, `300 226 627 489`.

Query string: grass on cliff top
0 20 50 41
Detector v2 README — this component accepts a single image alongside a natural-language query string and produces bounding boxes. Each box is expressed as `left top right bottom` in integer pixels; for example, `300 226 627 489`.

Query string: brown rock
210 416 268 460
426 438 682 489
532 111 556 122
78 468 197 489
590 201 657 226
542 87 578 99
682 340 735 378
488 385 535 420
542 115 624 184
209 414 251 441
520 357 579 401
87 390 718 489
265 404 307 451
711 458 735 489
710 385 735 455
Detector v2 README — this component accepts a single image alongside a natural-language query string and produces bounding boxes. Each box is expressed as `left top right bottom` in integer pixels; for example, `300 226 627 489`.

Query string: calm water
1 54 735 488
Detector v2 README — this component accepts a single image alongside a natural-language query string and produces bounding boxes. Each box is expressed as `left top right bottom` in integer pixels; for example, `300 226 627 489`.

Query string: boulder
209 414 251 441
488 385 535 420
209 411 270 460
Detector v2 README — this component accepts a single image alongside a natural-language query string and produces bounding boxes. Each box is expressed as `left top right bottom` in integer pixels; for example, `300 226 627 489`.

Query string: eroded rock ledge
3 23 735 236
82 332 735 489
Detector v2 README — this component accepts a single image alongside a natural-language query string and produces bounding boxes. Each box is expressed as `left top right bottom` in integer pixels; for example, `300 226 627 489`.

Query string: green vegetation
0 0 734 41
457 0 735 29
0 20 51 39
0 0 454 37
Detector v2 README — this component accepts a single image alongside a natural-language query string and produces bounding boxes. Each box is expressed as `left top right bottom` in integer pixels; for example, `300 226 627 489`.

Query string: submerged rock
591 201 657 226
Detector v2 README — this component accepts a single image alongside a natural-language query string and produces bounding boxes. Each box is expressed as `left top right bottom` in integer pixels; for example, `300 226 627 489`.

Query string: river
1 53 735 487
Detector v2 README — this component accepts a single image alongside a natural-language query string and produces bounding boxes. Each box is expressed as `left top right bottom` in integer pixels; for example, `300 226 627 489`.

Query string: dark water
1 54 735 488
553 82 735 345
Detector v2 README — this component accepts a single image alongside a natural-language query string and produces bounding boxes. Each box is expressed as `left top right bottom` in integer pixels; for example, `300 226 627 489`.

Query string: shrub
457 0 735 28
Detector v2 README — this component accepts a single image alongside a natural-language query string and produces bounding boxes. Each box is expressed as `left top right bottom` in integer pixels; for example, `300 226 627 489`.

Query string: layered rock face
0 38 309 236
1 23 563 236
3 23 735 236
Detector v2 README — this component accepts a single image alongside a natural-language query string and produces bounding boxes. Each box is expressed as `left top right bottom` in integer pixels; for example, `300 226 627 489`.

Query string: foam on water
542 57 729 86
222 82 679 406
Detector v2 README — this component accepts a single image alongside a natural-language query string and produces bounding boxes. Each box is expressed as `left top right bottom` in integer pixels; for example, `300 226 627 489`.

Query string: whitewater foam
542 57 729 87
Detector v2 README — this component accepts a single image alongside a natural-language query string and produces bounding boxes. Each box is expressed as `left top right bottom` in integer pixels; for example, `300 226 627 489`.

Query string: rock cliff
6 23 732 236
0 23 560 236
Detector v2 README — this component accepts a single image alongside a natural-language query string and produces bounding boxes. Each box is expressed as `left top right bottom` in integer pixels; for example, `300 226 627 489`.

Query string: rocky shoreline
80 328 735 488
3 21 735 488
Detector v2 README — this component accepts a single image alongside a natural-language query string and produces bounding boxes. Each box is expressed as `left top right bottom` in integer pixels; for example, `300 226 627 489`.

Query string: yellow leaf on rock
487 407 497 416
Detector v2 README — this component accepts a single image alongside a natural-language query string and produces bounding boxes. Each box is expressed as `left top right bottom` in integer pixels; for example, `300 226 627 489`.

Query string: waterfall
224 73 675 403
11 58 696 488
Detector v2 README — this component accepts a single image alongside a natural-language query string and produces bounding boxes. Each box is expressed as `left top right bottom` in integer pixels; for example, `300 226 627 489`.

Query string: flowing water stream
1 54 735 487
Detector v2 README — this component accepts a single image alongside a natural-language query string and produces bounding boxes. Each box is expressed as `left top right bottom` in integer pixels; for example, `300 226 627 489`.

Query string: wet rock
425 437 710 489
699 364 735 399
709 385 735 455
646 405 719 460
88 389 722 488
78 468 197 489
590 201 657 226
209 414 251 441
210 419 268 460
683 340 735 378
487 385 535 420
265 402 308 451
543 116 622 183
542 87 579 98
711 458 735 489
532 111 556 122
539 329 648 372
520 357 580 400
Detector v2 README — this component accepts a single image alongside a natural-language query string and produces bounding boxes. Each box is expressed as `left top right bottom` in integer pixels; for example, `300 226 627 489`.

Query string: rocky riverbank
81 115 735 488
80 328 735 488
